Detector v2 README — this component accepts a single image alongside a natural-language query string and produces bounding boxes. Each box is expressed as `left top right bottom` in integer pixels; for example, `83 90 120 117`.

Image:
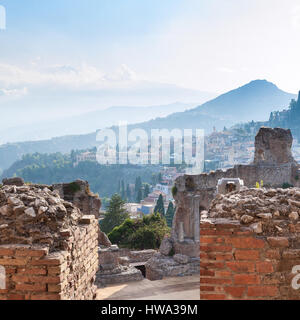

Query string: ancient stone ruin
253 127 297 166
171 126 300 300
52 180 101 219
174 127 300 212
145 183 200 280
96 245 144 287
217 178 244 195
0 180 99 300
200 187 300 300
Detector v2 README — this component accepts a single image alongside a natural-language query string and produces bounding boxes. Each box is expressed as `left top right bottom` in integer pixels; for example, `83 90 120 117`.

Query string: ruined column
194 195 200 242
178 222 184 242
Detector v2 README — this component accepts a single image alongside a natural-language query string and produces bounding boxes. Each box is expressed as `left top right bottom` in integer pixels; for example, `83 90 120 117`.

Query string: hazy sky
0 0 299 104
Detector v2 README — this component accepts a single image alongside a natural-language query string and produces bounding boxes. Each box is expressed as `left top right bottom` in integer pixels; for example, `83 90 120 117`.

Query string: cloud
291 5 300 29
0 87 28 97
217 67 235 74
0 62 140 93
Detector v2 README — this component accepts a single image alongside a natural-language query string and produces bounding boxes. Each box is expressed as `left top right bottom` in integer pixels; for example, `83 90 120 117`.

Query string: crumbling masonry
0 181 99 300
172 127 300 299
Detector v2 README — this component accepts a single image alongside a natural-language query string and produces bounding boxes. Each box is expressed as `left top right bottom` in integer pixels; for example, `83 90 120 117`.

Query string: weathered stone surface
159 238 173 256
173 254 190 264
253 127 296 166
250 222 263 234
0 184 82 251
98 230 112 247
289 212 299 221
2 177 24 187
241 215 254 224
173 127 300 220
127 249 157 262
96 246 143 286
96 267 143 287
0 180 99 301
206 186 300 236
52 180 101 218
145 253 199 280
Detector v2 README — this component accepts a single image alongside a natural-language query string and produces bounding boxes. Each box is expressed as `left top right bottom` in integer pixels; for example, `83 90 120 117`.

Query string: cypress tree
136 188 143 203
100 194 129 234
165 201 175 228
154 194 165 217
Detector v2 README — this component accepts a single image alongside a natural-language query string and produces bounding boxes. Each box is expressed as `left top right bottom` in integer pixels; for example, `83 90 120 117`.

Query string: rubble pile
207 187 300 236
0 184 82 251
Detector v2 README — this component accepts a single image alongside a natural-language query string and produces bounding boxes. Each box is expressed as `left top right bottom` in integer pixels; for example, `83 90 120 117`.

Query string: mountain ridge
0 79 296 172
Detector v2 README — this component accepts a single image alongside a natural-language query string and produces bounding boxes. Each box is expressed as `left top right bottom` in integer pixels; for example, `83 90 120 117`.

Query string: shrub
108 212 170 250
282 182 294 189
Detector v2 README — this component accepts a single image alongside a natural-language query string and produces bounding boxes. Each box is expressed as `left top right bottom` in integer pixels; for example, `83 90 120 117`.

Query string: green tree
154 194 165 217
144 183 150 198
135 176 142 194
100 194 129 234
136 188 143 203
126 184 131 201
108 213 170 250
165 201 175 228
121 180 126 200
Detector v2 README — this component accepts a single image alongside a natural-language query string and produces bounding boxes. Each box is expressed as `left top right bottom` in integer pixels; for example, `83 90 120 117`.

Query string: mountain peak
233 80 280 94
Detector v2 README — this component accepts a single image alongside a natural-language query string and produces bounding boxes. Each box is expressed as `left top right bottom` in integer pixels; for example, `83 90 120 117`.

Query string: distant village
72 125 300 221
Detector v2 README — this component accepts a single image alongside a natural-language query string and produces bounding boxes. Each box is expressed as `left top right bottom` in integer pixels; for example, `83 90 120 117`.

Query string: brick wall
200 218 300 300
0 215 98 300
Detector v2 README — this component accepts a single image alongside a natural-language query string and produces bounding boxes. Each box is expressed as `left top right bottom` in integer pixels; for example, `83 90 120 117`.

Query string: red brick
8 294 25 300
234 274 260 285
226 237 265 249
214 230 235 236
215 271 232 278
12 274 30 283
200 230 217 235
256 261 274 273
201 245 232 253
29 276 61 284
30 258 62 266
30 293 61 300
236 231 252 236
215 253 233 261
267 237 289 248
201 262 225 269
235 250 260 260
200 270 215 276
200 286 215 292
5 267 16 274
47 284 62 293
17 267 46 275
15 283 46 292
200 237 216 244
226 261 255 273
200 294 226 300
0 248 15 256
15 248 48 258
247 286 278 297
224 286 245 298
200 253 209 260
0 289 8 294
201 277 232 285
0 258 28 266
